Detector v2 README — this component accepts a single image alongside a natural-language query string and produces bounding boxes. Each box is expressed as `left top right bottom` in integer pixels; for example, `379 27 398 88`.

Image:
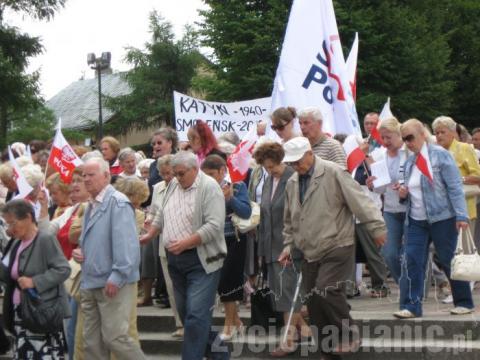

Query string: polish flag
343 134 366 173
8 146 33 199
227 126 258 182
345 32 359 101
48 120 83 183
416 143 433 182
370 97 394 146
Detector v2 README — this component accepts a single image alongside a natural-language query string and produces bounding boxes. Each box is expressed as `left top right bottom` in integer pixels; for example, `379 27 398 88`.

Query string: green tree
442 0 480 129
0 0 66 148
335 0 455 124
104 11 205 134
7 104 55 143
200 0 480 129
198 0 292 101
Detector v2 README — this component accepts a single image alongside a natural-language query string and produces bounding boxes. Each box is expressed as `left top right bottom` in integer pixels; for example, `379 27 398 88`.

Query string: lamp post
87 52 111 142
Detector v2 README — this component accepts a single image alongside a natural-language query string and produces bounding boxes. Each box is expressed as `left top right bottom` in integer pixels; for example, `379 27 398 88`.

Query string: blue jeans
168 249 221 360
399 217 474 316
381 212 406 284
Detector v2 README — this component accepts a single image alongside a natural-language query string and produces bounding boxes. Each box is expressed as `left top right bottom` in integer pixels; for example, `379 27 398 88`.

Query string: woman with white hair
138 158 155 182
0 163 18 202
432 116 480 235
21 163 45 220
118 148 141 179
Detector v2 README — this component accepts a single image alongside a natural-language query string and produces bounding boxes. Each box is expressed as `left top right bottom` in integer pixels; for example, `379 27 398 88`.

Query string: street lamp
87 52 111 141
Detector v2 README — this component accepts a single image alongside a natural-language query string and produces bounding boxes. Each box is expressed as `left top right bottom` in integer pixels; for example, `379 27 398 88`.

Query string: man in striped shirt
298 107 347 169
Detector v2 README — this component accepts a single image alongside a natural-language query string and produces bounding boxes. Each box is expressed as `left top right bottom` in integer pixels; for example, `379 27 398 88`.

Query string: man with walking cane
278 137 386 359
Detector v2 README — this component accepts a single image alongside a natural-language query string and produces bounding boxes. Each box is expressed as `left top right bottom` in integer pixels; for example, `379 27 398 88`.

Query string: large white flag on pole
270 0 361 136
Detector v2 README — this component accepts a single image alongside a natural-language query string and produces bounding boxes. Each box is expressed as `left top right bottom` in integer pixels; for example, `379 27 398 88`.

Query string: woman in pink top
0 199 70 359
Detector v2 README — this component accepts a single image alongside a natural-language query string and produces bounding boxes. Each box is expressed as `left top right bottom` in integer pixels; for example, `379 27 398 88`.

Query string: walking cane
282 272 303 346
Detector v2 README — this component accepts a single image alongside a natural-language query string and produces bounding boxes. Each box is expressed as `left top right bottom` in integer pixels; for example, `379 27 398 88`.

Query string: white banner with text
174 91 271 141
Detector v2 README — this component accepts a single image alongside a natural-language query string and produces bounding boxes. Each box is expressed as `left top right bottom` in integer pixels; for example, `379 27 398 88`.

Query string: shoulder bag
19 236 66 333
231 201 260 234
451 227 480 281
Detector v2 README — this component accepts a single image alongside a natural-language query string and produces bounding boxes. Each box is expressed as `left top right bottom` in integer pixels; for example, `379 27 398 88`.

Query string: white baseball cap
282 137 311 163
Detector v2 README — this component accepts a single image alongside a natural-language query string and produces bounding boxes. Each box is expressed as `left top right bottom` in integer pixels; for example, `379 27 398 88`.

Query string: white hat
283 137 311 163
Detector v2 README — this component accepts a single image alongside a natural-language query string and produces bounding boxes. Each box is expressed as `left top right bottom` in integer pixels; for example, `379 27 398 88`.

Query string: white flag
8 146 33 199
379 97 394 121
345 33 359 101
269 0 361 137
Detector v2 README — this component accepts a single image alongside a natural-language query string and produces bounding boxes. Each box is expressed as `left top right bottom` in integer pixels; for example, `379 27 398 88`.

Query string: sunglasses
271 124 286 131
402 134 415 142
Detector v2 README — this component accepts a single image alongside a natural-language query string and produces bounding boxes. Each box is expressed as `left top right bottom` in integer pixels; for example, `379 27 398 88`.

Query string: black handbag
250 273 284 330
20 287 65 333
18 236 65 333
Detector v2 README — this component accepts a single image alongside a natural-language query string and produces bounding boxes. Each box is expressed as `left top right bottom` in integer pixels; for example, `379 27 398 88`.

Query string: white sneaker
442 295 453 304
393 309 417 319
451 307 474 315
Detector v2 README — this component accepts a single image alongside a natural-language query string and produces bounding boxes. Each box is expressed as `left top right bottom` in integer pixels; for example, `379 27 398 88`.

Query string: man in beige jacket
279 137 386 358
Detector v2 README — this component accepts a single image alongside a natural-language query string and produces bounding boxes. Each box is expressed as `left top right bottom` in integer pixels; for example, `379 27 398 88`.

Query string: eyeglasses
5 220 18 229
151 141 164 146
402 134 415 143
271 124 286 131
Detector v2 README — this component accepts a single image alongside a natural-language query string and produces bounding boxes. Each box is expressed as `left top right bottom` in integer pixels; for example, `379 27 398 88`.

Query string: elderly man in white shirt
140 151 227 360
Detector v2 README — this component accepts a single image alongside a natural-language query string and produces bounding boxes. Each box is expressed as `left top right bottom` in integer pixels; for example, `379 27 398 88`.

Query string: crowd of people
0 108 478 360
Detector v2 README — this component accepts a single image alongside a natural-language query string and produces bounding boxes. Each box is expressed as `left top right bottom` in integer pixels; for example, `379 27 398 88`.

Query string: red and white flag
343 135 366 173
416 143 433 182
227 126 258 183
48 120 83 183
345 32 359 101
370 97 393 146
8 146 33 199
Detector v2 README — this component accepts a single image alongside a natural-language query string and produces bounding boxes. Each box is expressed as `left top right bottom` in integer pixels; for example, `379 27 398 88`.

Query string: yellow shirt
449 139 480 219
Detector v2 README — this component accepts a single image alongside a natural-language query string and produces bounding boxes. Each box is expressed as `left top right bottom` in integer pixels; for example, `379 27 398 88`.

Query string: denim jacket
403 143 468 224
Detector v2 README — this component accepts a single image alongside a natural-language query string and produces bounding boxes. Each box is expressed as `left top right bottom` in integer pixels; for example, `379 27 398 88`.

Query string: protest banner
174 91 271 141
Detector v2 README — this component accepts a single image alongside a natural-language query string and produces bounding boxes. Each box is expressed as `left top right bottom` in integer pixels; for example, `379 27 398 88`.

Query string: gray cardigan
153 170 227 274
0 230 71 331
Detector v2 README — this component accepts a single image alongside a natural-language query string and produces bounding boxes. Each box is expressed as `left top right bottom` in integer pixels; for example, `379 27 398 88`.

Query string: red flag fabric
370 125 384 147
226 126 258 182
415 146 433 182
343 135 366 173
48 129 83 183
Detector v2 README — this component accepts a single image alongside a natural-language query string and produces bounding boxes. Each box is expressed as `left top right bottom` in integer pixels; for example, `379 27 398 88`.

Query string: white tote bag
450 227 480 281
231 201 260 234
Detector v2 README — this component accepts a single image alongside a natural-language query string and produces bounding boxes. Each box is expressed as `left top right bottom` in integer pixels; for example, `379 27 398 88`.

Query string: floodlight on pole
87 52 111 142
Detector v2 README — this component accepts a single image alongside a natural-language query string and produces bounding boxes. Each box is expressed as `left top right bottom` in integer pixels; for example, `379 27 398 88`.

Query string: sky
6 0 206 100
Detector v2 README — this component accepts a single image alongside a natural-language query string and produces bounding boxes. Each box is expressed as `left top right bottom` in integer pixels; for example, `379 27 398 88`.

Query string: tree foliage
198 0 292 101
104 11 205 134
334 0 455 123
7 104 55 143
199 0 480 129
0 0 66 148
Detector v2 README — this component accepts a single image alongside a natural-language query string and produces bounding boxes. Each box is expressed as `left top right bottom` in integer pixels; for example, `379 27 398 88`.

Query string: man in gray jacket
140 151 227 360
278 137 386 358
72 158 145 360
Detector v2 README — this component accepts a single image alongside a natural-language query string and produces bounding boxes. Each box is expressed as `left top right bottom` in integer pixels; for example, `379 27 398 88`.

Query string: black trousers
302 245 358 354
